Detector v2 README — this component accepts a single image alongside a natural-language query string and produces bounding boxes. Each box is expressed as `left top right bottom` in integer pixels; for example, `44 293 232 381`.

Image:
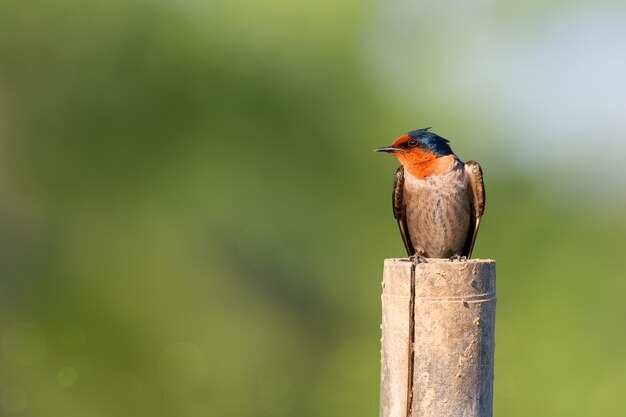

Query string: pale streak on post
380 258 496 417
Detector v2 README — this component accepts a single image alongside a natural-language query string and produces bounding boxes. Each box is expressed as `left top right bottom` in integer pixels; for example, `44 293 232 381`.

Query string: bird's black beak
374 146 400 153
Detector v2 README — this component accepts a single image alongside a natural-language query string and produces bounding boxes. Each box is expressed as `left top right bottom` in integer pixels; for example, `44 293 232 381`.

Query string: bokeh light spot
158 343 208 393
258 369 295 415
2 323 47 366
57 367 78 387
334 337 377 382
1 387 27 413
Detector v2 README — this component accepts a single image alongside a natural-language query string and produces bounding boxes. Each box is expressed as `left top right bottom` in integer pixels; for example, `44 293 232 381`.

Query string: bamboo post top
382 258 496 297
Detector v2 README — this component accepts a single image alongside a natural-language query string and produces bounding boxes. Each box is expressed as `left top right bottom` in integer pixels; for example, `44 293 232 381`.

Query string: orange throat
400 154 456 179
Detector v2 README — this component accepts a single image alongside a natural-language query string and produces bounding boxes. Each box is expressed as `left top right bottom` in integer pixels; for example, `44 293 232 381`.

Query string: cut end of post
384 257 495 264
382 258 496 299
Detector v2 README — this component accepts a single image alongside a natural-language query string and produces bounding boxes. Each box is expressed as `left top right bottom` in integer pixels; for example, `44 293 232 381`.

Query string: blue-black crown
407 127 453 157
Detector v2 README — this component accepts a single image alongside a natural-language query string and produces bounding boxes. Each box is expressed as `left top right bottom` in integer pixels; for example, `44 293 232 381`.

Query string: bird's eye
407 139 418 147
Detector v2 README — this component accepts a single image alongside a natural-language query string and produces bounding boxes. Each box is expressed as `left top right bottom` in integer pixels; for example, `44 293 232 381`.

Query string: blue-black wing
393 166 415 257
463 160 485 258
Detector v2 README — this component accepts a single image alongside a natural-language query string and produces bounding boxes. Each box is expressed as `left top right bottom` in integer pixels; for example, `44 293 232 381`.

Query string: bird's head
375 128 454 166
375 128 456 178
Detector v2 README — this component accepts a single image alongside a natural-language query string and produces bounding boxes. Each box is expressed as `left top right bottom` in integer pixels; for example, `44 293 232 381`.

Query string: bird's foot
410 250 428 265
449 254 468 262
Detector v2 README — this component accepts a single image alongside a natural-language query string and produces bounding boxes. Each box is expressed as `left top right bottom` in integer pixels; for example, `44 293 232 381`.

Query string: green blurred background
1 0 626 416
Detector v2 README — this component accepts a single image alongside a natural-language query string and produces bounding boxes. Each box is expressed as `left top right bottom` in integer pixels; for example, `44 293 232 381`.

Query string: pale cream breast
403 159 471 257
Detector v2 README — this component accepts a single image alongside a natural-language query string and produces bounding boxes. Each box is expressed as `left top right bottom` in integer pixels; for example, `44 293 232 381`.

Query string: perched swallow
375 128 485 259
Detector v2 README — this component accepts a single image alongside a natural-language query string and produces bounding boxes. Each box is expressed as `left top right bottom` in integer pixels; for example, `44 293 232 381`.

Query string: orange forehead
391 134 410 148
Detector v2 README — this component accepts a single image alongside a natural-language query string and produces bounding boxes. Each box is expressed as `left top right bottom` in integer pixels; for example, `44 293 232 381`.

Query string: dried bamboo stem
380 258 496 417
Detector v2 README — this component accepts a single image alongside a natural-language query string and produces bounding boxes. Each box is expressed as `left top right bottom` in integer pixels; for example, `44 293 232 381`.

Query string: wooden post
380 258 496 417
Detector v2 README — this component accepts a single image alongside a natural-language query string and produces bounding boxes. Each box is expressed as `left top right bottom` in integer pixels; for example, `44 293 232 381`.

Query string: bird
375 128 485 260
